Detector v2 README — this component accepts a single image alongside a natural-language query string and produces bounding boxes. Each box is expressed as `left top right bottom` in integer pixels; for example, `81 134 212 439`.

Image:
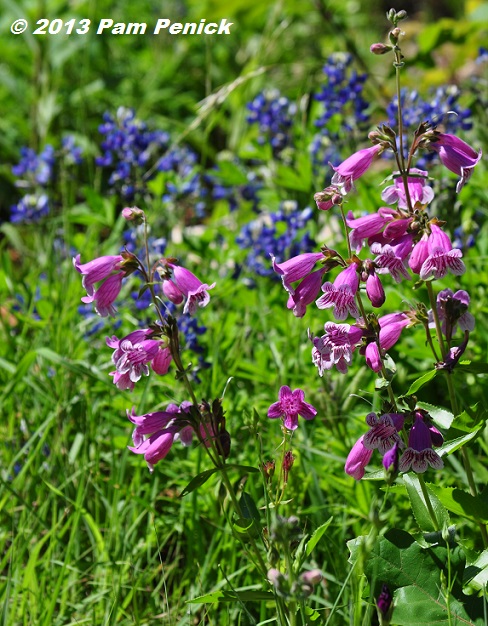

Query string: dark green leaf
403 474 450 533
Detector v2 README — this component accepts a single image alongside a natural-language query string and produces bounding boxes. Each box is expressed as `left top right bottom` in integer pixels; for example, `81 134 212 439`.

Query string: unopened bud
389 27 402 45
262 460 276 483
122 206 145 224
301 569 323 585
282 450 295 483
370 43 392 55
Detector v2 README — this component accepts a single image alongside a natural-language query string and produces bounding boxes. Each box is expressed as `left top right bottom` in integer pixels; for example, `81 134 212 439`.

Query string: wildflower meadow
2 1 488 624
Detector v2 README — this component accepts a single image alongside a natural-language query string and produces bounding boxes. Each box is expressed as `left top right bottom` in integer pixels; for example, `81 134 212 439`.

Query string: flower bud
370 43 392 55
122 206 145 224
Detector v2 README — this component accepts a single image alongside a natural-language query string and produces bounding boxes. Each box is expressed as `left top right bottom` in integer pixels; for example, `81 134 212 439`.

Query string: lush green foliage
1 1 488 625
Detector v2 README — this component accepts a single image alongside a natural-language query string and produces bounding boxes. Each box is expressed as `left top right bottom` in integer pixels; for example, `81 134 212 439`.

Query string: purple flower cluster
246 89 297 157
236 201 316 278
345 409 444 479
311 53 370 168
96 107 170 200
10 138 82 223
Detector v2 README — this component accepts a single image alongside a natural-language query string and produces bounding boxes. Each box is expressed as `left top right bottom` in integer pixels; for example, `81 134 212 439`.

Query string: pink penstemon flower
267 385 317 431
419 224 465 281
316 263 360 320
398 412 444 473
309 322 363 375
166 263 216 315
331 144 383 193
429 133 482 192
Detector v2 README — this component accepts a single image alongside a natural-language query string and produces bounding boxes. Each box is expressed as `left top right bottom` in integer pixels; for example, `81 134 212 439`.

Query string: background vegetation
1 0 487 624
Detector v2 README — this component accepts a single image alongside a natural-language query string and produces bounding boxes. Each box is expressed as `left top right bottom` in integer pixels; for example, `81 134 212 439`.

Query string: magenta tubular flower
346 208 396 253
365 270 385 308
168 264 216 315
267 385 317 431
345 435 373 480
383 441 401 472
162 278 184 305
151 346 173 375
381 169 434 209
364 341 382 372
287 268 327 317
331 144 383 192
371 234 413 283
107 329 162 390
363 412 404 454
310 322 363 375
83 271 125 317
408 234 429 274
272 252 324 295
73 254 124 298
399 413 444 473
431 133 482 192
316 264 359 320
420 224 465 280
128 403 193 469
378 312 410 350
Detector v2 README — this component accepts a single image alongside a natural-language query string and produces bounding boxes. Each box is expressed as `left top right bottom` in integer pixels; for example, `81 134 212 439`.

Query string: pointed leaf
403 474 450 532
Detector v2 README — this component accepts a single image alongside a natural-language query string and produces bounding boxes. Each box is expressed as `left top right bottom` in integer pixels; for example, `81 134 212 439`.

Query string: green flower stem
339 204 353 259
426 283 488 547
426 281 446 360
418 473 440 531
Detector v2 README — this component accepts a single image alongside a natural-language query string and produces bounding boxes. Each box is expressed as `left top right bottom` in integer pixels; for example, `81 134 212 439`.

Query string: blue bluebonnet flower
204 165 263 213
12 145 55 186
314 53 369 129
387 86 472 132
10 137 82 223
96 107 170 200
246 89 297 157
311 53 370 169
236 201 316 278
476 47 488 64
386 86 472 167
10 194 50 223
157 144 207 217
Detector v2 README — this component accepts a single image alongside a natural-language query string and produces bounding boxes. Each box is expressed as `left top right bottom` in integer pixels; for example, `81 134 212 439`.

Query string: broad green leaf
179 468 219 497
427 485 488 524
239 492 260 523
406 370 437 395
353 528 485 625
188 589 273 603
464 550 488 595
403 474 450 533
438 430 481 456
305 518 333 558
450 405 488 434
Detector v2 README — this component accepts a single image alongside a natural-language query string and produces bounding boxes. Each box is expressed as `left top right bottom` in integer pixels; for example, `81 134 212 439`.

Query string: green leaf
305 518 333 558
232 517 259 539
464 550 488 595
353 528 485 625
416 402 454 429
239 492 260 523
438 430 481 457
179 468 219 497
449 405 488 434
188 590 274 603
406 370 437 395
455 362 488 375
427 485 488 524
403 474 450 533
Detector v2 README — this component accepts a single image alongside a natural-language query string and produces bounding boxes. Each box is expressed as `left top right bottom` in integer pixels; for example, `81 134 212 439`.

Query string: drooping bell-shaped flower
420 224 465 281
381 168 434 209
430 133 482 192
398 413 444 473
331 144 383 193
310 322 363 375
316 263 359 320
345 435 373 480
272 252 324 295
